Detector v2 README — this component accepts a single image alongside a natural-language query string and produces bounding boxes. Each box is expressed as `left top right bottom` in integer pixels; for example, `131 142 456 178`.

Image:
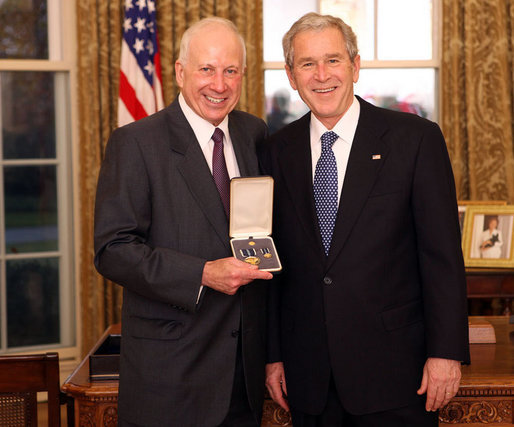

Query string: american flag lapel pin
372 154 381 160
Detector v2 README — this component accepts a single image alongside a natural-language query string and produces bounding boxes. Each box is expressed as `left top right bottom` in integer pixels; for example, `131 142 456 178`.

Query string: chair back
0 352 60 426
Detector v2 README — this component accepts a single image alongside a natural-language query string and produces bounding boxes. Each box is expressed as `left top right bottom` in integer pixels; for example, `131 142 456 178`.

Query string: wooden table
61 324 291 426
63 317 514 426
439 316 514 425
61 325 120 426
466 268 514 315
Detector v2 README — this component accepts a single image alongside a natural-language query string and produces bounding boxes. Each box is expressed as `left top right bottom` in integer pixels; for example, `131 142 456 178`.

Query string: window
263 0 439 131
0 0 76 354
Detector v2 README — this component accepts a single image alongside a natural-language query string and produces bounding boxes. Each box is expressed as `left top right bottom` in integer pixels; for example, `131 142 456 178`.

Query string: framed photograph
462 205 514 268
457 201 506 239
458 206 466 237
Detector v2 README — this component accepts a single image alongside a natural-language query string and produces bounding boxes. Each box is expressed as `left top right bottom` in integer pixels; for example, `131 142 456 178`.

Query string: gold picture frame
457 201 508 205
457 201 507 238
462 205 514 268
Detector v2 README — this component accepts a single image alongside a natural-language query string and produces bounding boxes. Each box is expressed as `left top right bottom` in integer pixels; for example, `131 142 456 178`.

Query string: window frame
263 0 442 122
0 0 79 363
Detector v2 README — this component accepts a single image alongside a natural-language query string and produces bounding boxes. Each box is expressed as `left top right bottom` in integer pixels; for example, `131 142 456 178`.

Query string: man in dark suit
94 17 272 427
260 13 470 426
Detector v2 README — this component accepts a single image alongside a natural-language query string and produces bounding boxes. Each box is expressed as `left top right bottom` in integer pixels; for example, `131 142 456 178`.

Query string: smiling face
286 26 360 129
175 24 245 126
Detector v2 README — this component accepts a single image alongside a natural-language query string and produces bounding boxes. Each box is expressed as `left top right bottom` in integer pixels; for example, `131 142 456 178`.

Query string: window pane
356 68 436 121
265 69 436 129
377 0 432 60
6 258 60 348
263 0 317 62
320 0 374 60
1 72 56 159
265 70 309 134
4 166 58 253
0 0 48 59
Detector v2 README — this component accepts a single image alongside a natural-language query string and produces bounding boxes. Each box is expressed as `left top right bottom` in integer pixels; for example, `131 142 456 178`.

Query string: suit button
231 330 239 338
323 277 333 285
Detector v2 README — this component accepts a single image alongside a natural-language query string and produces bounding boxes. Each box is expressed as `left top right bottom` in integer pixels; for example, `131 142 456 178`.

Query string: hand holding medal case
229 176 282 272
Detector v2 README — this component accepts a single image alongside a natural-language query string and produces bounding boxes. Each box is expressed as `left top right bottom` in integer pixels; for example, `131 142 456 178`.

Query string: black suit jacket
94 99 268 426
259 96 470 415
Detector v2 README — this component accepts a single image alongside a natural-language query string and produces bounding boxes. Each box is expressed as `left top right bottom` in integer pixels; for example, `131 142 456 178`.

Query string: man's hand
202 257 273 295
265 362 289 411
417 357 461 411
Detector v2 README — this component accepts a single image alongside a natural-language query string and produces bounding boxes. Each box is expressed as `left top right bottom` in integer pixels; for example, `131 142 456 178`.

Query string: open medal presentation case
229 176 282 272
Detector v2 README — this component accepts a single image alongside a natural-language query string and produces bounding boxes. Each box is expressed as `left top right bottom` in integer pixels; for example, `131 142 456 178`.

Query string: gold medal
244 256 261 265
261 247 272 259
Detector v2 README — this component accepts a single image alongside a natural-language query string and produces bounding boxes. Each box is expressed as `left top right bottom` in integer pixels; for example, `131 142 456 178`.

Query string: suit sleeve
411 121 470 363
94 127 206 313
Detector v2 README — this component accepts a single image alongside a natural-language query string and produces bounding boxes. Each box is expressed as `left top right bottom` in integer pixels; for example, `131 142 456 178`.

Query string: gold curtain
76 0 264 355
157 1 264 116
441 0 514 203
76 1 123 357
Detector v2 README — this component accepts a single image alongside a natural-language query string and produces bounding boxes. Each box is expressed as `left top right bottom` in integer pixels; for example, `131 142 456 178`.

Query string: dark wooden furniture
61 326 119 426
440 316 514 425
466 268 514 315
64 317 514 426
62 324 291 426
0 352 62 426
262 394 291 426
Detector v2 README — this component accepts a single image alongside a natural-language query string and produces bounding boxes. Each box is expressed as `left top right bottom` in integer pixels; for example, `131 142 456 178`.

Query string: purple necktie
212 128 230 217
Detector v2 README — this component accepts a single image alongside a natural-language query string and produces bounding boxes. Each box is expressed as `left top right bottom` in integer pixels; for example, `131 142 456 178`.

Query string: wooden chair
0 352 62 426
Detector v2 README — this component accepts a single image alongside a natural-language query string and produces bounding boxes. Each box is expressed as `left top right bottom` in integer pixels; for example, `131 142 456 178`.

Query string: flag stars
123 17 133 33
144 60 155 76
146 40 154 55
133 38 145 54
119 0 163 127
134 17 147 33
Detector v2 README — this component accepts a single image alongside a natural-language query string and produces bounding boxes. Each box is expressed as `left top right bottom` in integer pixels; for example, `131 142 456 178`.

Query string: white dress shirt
179 93 241 179
310 96 360 206
479 228 503 258
178 93 241 302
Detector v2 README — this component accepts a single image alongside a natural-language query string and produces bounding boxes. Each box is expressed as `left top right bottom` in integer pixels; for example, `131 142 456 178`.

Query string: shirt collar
310 96 360 145
178 93 230 147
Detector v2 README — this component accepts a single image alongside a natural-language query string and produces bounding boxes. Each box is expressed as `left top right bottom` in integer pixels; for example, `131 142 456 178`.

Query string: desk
439 316 514 425
63 318 514 426
62 324 291 426
61 324 119 426
466 268 514 315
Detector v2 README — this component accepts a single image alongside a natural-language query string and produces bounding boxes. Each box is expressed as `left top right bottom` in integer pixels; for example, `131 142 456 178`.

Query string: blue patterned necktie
212 128 230 217
314 131 339 256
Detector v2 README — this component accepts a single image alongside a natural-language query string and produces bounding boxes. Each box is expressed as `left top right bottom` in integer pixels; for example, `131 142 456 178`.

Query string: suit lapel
279 114 325 254
228 115 259 177
326 98 390 269
166 100 230 250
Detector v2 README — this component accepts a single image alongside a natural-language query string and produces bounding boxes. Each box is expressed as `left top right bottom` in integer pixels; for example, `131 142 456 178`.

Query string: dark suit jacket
259 96 470 416
94 99 268 426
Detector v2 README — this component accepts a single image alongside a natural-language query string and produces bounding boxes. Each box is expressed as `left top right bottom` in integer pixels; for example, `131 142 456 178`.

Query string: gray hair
283 12 359 69
178 17 247 67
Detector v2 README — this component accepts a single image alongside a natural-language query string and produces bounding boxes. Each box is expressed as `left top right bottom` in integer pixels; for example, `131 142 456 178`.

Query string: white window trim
263 0 442 121
0 0 80 370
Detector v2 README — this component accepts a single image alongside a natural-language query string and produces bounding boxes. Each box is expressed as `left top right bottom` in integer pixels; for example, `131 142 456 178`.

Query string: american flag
118 0 164 126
